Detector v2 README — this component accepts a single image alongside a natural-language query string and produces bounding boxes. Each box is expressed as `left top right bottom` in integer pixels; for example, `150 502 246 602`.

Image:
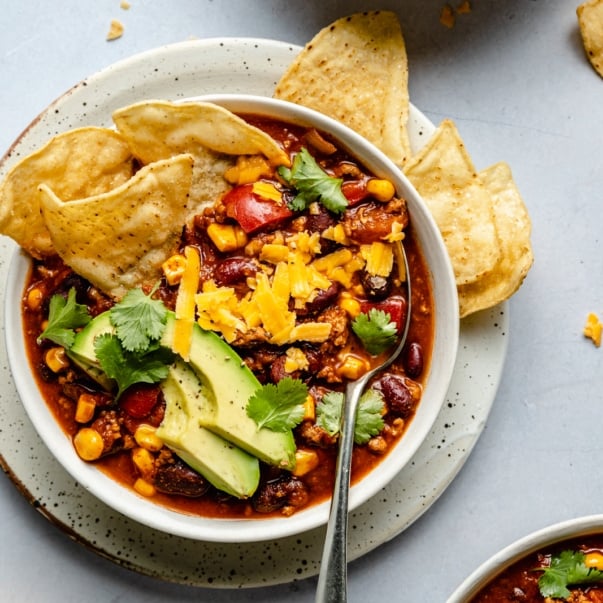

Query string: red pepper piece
360 295 408 331
119 383 160 419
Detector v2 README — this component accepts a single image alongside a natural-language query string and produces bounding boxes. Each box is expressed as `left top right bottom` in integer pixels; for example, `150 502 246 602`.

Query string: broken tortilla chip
577 0 603 78
274 10 411 166
457 162 534 317
39 154 194 299
112 100 289 218
0 127 134 258
404 119 501 286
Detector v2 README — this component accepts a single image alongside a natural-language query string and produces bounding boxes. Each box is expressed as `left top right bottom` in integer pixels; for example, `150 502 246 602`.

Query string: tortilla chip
577 0 603 78
457 162 534 317
274 11 411 166
404 119 500 286
39 154 194 299
0 127 134 258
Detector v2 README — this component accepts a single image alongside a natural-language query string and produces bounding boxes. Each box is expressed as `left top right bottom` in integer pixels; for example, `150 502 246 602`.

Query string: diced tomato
223 183 293 234
119 383 160 419
360 295 408 331
341 179 369 206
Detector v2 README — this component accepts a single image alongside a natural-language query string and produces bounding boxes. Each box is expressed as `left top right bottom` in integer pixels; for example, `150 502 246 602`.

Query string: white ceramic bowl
3 94 459 543
447 514 603 601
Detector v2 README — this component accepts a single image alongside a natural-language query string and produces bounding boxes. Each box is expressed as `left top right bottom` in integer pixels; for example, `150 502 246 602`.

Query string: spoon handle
315 379 366 603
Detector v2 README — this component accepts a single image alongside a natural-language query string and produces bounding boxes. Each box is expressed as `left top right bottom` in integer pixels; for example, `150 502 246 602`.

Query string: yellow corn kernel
134 424 163 452
585 552 603 570
366 178 396 202
26 287 44 311
207 223 248 253
303 394 316 421
284 347 309 373
252 181 283 203
292 448 320 477
337 354 370 380
75 393 96 424
339 292 361 318
131 447 155 479
162 253 187 286
73 428 104 461
45 347 69 373
133 477 156 498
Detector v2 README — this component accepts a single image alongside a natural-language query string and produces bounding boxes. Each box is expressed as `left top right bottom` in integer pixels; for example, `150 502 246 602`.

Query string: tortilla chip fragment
577 0 603 78
405 119 501 287
0 127 134 258
39 154 194 299
107 19 124 41
112 100 289 218
274 11 411 166
584 312 602 347
457 162 534 317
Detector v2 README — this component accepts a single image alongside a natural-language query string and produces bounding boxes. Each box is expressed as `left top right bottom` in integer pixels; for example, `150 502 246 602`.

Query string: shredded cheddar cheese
172 246 200 360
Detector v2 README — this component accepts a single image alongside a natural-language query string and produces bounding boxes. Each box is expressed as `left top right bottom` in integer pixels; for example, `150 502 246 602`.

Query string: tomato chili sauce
469 536 603 602
21 116 435 520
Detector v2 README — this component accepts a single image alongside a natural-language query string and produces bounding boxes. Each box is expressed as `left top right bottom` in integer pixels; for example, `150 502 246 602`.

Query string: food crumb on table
106 19 124 41
583 312 602 347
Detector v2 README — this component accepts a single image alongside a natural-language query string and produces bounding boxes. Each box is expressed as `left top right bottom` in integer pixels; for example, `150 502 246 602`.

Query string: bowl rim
447 514 603 602
4 93 459 543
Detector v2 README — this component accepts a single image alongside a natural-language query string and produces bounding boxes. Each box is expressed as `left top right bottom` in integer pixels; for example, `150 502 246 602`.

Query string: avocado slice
67 309 297 471
161 314 297 471
156 360 260 499
68 311 115 390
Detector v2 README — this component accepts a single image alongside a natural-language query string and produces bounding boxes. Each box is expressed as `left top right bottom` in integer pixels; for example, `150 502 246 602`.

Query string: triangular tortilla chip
577 0 603 78
0 127 134 258
39 154 193 299
112 100 290 218
404 119 501 286
274 11 411 166
458 162 534 317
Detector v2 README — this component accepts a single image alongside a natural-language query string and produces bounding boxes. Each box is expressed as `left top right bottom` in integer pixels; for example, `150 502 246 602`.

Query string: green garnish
316 389 385 444
109 284 168 353
537 550 603 599
277 147 348 214
246 377 308 431
37 288 91 348
94 334 173 400
351 308 398 355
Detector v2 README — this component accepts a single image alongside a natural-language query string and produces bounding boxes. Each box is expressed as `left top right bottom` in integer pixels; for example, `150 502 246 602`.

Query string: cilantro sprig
37 288 91 348
246 377 308 431
351 308 398 355
537 550 603 599
109 284 168 353
278 147 348 214
316 389 385 444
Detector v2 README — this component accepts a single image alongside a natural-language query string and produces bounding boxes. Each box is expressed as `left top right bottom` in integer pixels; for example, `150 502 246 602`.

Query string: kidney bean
375 373 415 418
213 256 258 286
295 282 341 317
404 342 424 378
360 271 391 300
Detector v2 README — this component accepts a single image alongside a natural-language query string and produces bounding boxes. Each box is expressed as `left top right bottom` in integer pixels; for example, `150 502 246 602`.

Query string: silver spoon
315 241 412 603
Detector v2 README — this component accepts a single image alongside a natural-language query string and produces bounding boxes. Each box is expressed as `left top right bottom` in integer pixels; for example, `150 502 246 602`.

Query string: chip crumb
584 312 603 347
106 19 124 41
120 0 131 8
440 4 455 28
457 0 472 14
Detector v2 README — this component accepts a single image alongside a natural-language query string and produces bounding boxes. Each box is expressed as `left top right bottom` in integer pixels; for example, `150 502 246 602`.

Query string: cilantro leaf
109 286 167 353
538 550 603 599
94 333 172 400
316 389 385 444
37 288 91 348
351 308 398 355
277 147 348 214
246 377 308 431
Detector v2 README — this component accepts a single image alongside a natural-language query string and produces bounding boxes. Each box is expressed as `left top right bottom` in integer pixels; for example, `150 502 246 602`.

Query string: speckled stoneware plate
0 38 509 588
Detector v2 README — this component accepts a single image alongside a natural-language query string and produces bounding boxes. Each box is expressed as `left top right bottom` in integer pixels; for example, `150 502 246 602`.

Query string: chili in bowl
2 94 458 542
